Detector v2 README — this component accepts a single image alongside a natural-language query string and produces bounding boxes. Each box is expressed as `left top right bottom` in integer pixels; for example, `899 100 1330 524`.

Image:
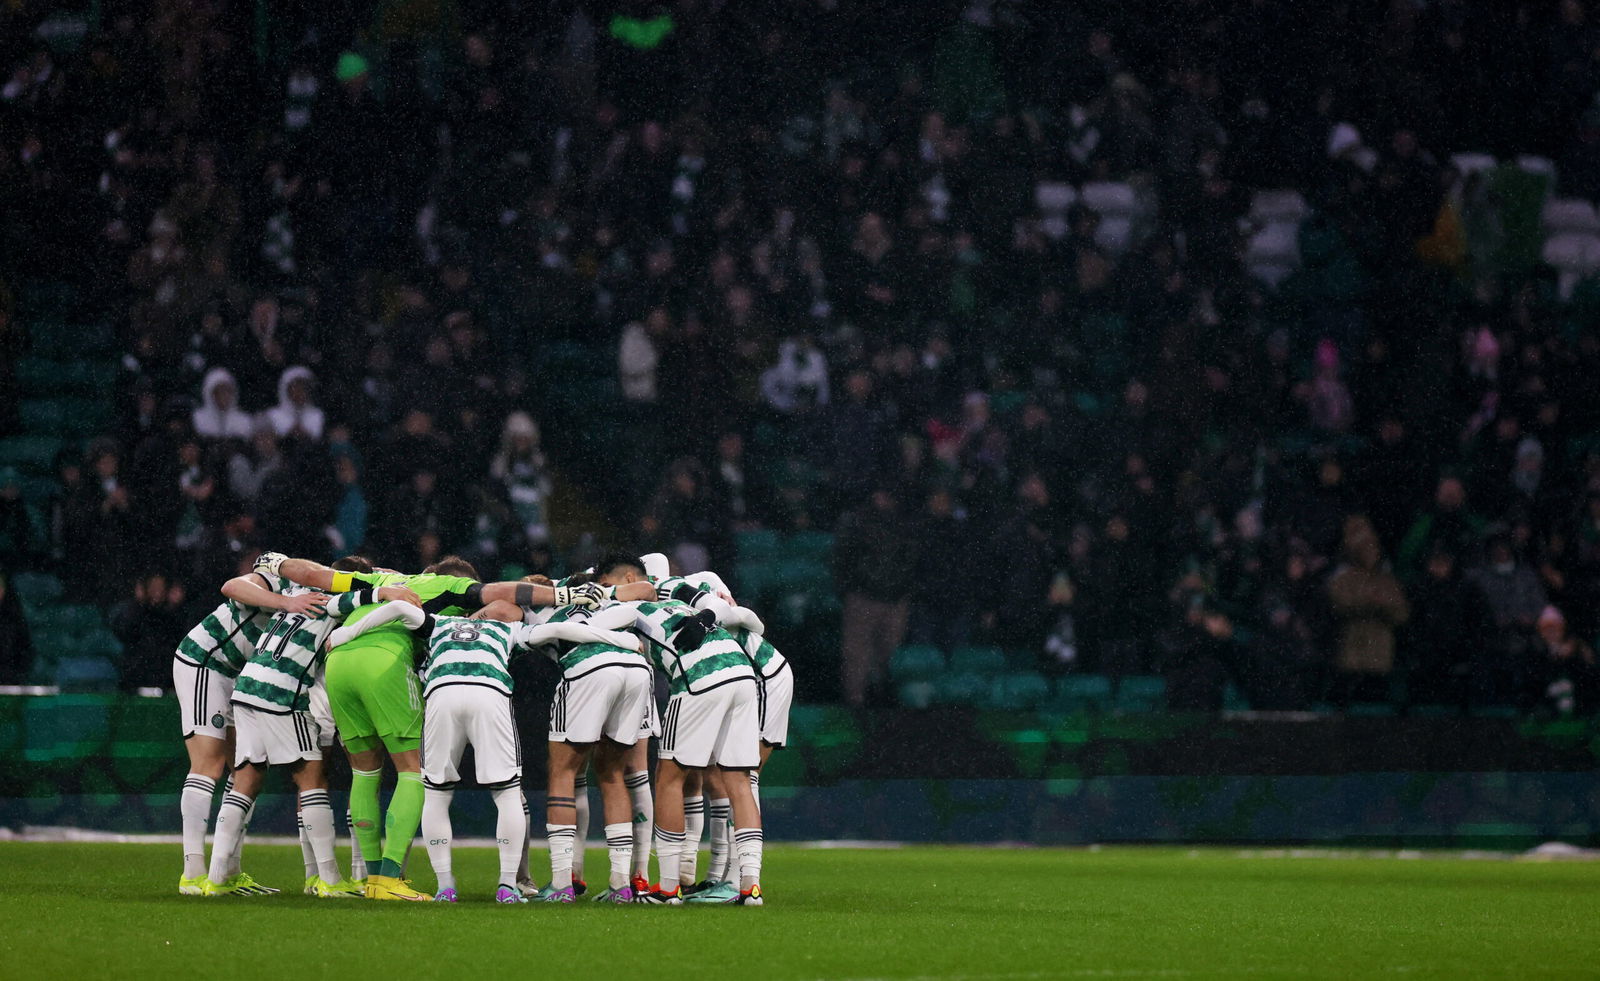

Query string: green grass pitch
2 843 1595 979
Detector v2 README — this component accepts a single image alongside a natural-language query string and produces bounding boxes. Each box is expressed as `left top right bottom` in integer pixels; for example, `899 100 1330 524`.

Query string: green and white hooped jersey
732 626 788 679
174 574 293 679
630 599 754 696
233 587 371 714
525 603 648 679
652 575 712 607
421 615 541 698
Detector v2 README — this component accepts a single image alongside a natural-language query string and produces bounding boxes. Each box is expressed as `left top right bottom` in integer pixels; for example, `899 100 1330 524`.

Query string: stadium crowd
3 0 1600 715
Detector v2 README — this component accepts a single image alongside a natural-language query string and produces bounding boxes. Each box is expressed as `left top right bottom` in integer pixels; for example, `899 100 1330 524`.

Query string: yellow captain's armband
330 571 354 593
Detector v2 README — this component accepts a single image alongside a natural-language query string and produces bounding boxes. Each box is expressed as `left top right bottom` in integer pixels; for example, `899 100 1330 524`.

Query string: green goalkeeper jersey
331 573 484 661
233 586 377 713
173 573 294 679
630 599 753 696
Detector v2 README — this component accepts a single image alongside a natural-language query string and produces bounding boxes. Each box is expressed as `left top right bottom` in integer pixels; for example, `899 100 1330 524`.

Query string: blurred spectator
0 571 32 684
1531 605 1598 716
109 571 189 692
1327 515 1410 706
1404 548 1485 709
263 365 324 441
191 367 252 441
489 411 552 548
835 488 920 706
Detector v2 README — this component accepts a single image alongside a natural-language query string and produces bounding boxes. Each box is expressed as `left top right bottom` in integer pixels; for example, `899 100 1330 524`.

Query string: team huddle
172 548 792 905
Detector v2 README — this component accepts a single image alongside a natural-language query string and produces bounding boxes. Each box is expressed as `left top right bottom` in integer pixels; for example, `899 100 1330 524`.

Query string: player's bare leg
721 764 764 904
538 740 592 901
290 759 358 896
640 757 690 903
681 769 706 891
178 731 231 892
623 737 654 893
587 738 636 900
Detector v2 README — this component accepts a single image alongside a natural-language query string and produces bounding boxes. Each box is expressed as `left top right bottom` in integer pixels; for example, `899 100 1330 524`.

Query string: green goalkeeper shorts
324 642 424 754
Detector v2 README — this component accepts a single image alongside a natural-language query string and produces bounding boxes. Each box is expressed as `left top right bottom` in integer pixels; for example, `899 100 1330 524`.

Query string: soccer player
201 575 412 897
328 595 635 902
266 552 602 900
173 563 327 896
595 554 766 905
694 623 791 900
499 581 654 903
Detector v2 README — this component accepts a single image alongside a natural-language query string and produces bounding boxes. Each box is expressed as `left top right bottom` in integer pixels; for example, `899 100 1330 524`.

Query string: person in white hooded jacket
263 365 324 441
192 368 254 441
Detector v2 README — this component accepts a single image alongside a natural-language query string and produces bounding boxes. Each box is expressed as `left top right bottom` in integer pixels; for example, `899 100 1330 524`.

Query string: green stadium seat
1223 683 1249 711
768 558 831 596
734 529 780 562
78 628 123 658
0 435 64 474
986 671 1051 711
10 572 63 607
55 656 119 692
897 680 937 710
29 322 117 358
28 628 75 659
19 474 57 503
1114 675 1166 713
26 603 102 637
1053 674 1112 712
18 399 63 433
935 670 989 705
1348 702 1396 717
785 531 834 562
950 645 1007 674
733 560 776 602
16 357 115 396
889 644 946 680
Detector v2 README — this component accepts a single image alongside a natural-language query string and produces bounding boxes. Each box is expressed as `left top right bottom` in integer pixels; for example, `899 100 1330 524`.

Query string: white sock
297 815 317 877
422 787 455 893
626 770 653 878
516 792 532 886
604 822 632 890
573 772 590 883
734 826 763 891
492 786 524 889
547 823 577 889
299 790 340 883
750 770 761 813
708 798 732 881
654 828 685 889
347 806 364 881
682 796 705 885
227 795 255 877
180 773 215 879
207 790 252 883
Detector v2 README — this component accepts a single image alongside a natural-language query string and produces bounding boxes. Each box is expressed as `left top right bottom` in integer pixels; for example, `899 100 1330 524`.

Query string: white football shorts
757 662 793 748
421 685 521 789
233 704 323 767
174 657 234 740
549 664 652 746
658 680 760 769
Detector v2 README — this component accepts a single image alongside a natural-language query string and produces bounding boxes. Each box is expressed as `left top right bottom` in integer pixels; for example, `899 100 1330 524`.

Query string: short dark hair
565 571 599 587
332 555 373 574
424 555 480 579
594 552 645 579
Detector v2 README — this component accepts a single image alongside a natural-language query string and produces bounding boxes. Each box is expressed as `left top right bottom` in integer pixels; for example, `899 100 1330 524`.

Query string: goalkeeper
259 552 604 901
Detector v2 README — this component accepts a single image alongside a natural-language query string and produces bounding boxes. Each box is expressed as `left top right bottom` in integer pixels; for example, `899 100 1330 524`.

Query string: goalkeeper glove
552 581 608 609
254 551 288 578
